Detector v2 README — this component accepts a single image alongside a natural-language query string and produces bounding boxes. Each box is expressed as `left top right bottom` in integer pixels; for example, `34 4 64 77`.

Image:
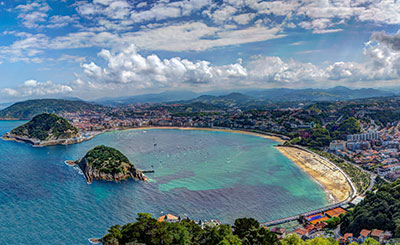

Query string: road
327 151 377 194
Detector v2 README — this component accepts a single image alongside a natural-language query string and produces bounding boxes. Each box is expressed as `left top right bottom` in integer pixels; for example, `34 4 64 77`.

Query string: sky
1 0 400 102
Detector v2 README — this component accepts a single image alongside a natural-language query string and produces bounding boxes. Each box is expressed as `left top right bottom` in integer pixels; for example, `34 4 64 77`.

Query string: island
68 145 147 183
2 113 87 146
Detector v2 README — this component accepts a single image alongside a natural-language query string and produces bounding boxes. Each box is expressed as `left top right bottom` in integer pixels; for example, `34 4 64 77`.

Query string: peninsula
2 113 85 146
68 145 146 183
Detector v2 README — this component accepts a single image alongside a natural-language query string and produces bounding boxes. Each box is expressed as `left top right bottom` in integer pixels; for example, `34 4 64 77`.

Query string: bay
0 121 328 244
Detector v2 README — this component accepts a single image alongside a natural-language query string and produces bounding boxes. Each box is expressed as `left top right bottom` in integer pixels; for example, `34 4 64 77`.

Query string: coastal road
327 151 376 194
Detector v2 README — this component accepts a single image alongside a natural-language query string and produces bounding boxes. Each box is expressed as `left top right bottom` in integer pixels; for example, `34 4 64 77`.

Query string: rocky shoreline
2 132 93 147
66 158 147 184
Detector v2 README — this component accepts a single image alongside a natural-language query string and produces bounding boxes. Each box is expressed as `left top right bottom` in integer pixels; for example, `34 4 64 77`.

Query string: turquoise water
0 121 329 244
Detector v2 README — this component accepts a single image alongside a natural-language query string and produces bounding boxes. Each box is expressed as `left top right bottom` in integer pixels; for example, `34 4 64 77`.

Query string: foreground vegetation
341 179 400 237
101 213 381 245
10 113 78 141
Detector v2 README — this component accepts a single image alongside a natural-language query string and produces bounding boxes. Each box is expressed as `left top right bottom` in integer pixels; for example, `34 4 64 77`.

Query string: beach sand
276 146 352 203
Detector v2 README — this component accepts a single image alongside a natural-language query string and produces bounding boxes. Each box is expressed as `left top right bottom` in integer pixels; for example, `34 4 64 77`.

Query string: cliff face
75 145 146 183
78 157 145 183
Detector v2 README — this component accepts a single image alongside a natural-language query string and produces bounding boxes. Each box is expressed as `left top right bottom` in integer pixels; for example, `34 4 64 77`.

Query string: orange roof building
371 229 384 238
295 228 309 236
157 214 179 222
360 229 371 238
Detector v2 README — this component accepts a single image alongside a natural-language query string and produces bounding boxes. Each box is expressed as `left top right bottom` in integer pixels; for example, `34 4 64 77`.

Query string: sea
0 121 329 244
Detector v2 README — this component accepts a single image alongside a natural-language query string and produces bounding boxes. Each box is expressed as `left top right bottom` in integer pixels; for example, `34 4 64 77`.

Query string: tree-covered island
2 113 82 146
70 145 146 183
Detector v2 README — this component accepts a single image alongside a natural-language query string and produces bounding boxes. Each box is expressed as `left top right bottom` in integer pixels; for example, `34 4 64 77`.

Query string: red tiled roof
344 233 353 240
305 224 315 232
157 214 178 222
371 229 384 237
360 229 371 237
295 228 309 236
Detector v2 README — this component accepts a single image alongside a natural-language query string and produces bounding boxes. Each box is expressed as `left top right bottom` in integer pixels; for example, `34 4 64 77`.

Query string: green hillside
10 113 78 141
83 145 135 175
0 99 106 120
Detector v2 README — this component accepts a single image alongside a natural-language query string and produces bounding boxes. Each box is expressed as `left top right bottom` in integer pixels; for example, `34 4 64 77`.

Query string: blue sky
1 0 400 102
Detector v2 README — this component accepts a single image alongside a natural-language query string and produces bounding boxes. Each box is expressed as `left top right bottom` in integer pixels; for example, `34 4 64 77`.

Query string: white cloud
18 11 48 28
81 44 247 89
129 22 285 51
207 4 238 24
15 2 50 28
233 13 256 25
248 56 327 84
46 15 77 28
1 80 73 98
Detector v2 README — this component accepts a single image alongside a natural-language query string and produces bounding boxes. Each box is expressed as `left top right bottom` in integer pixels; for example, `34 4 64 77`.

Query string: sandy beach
276 146 352 203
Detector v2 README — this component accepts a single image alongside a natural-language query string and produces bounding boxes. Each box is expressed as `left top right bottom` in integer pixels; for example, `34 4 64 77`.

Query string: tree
330 117 360 140
200 224 241 245
326 216 341 229
281 234 304 245
362 238 379 245
233 218 260 239
282 234 337 245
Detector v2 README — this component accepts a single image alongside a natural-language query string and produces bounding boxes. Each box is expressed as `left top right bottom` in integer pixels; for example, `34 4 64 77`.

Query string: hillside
244 86 394 101
93 87 395 106
74 145 145 183
4 113 80 146
96 90 199 106
178 92 268 109
0 99 106 120
341 179 400 237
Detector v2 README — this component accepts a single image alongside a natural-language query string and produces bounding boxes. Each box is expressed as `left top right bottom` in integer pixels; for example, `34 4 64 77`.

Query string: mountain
190 92 251 103
71 145 146 183
244 86 394 101
0 99 106 120
4 113 79 146
180 92 260 108
96 86 394 106
95 91 199 106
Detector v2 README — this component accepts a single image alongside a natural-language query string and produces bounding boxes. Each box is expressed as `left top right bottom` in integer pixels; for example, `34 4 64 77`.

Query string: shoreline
1 133 94 147
112 127 352 203
118 126 287 144
2 124 350 203
275 145 352 203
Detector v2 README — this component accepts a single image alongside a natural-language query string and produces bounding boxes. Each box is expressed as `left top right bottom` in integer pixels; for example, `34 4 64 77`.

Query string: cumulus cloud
1 80 72 98
81 44 247 89
247 56 327 84
6 30 400 100
371 31 400 51
72 30 400 92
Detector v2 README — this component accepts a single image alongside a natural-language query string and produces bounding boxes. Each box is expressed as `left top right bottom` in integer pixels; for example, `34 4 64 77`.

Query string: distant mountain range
0 86 396 119
95 91 200 106
243 86 395 101
94 86 395 106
